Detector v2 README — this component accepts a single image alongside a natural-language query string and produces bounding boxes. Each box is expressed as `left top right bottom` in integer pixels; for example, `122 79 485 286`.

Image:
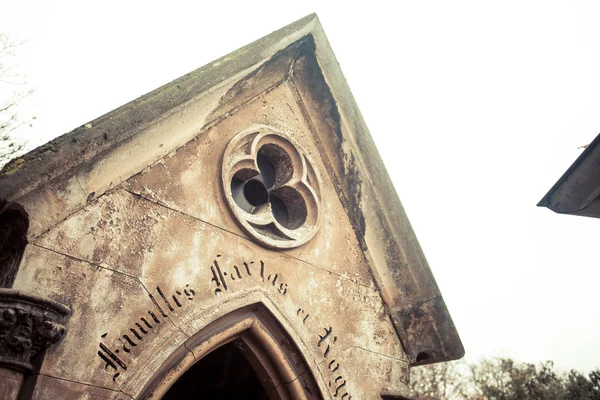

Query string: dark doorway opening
161 339 268 399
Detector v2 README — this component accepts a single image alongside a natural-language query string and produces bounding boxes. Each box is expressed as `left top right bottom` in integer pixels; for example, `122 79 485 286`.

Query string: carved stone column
0 289 70 400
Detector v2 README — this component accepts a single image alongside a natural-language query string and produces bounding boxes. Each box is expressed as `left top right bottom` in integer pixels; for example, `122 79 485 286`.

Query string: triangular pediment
1 13 463 399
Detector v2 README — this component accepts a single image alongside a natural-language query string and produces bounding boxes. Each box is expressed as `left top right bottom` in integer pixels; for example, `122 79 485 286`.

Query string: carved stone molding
0 289 70 372
222 125 322 249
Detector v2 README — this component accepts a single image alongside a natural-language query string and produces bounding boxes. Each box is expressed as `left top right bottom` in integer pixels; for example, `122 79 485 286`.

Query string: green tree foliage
410 360 469 400
469 359 565 400
562 370 600 400
410 358 600 400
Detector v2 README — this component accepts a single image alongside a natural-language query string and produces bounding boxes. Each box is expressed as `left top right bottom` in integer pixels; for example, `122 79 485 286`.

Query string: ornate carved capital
0 289 70 372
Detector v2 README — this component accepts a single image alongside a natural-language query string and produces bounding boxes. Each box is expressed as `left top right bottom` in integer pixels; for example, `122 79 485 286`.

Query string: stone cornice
0 289 70 372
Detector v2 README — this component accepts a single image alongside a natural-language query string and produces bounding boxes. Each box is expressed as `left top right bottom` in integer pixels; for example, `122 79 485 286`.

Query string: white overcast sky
2 1 599 373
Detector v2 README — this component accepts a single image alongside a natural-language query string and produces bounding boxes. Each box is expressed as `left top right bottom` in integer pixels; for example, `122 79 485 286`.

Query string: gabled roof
538 133 600 218
0 13 463 366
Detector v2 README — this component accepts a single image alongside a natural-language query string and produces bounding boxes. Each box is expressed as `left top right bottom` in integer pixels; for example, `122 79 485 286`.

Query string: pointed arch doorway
162 339 266 399
138 304 323 400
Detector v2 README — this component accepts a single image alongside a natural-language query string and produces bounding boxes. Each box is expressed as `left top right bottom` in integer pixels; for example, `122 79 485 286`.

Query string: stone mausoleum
0 14 463 399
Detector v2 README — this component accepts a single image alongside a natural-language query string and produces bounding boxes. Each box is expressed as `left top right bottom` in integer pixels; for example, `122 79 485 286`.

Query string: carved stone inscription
209 254 288 296
212 256 353 399
98 256 353 398
97 284 196 382
315 326 351 399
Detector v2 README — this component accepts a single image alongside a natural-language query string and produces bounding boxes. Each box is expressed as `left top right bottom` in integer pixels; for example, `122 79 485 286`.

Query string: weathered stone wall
2 14 463 399
12 83 410 399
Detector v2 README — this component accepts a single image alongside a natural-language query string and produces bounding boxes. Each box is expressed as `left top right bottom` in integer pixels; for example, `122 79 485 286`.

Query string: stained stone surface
0 368 23 399
25 375 131 400
123 83 373 288
19 185 405 398
0 13 462 400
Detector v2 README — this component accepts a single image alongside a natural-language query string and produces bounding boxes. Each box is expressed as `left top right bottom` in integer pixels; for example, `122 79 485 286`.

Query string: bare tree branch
0 32 33 167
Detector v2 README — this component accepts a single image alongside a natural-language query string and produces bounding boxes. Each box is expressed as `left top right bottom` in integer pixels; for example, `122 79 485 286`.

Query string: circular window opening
257 144 292 188
270 195 289 226
243 180 269 207
256 153 276 189
270 187 307 230
222 127 322 248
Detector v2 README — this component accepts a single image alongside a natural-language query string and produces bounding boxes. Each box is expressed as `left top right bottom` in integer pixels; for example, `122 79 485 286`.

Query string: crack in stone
29 242 191 344
315 345 408 368
267 368 310 391
137 279 190 342
30 183 120 241
30 242 140 282
183 340 196 361
119 187 376 291
36 372 130 397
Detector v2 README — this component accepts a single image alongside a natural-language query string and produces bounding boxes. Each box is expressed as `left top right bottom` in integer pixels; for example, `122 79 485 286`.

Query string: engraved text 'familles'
97 256 353 398
97 284 195 382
